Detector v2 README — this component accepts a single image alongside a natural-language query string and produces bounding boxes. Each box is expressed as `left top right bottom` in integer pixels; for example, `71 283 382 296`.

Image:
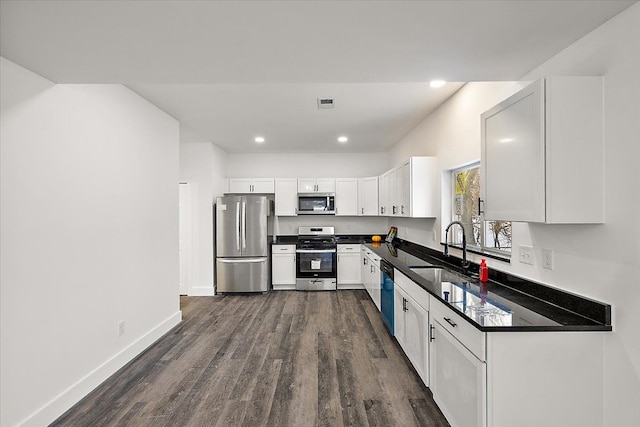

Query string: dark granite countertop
270 234 378 244
270 235 298 244
367 241 612 333
335 234 377 244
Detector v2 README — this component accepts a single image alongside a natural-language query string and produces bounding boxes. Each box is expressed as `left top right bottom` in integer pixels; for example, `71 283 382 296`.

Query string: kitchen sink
408 266 471 284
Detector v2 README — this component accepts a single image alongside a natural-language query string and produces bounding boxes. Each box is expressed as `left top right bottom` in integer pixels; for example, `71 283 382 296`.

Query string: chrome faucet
444 221 470 271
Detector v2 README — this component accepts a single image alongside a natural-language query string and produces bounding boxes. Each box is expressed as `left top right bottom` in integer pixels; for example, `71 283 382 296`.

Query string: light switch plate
519 245 534 265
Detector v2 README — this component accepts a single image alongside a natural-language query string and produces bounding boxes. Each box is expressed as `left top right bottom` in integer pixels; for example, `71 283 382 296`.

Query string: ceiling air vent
317 98 335 109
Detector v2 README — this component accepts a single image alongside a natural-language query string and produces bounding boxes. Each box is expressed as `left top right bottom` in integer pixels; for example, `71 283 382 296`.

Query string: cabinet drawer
394 270 429 311
272 244 295 254
338 244 360 253
430 296 486 361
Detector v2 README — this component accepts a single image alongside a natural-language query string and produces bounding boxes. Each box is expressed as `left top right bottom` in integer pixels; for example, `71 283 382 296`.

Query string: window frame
448 162 512 260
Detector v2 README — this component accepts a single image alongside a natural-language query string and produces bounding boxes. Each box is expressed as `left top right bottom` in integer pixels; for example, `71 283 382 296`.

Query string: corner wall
179 142 227 295
0 58 182 427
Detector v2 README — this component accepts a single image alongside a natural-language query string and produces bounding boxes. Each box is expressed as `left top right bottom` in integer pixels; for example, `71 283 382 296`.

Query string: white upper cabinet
481 77 604 223
227 178 275 194
335 178 358 216
378 157 438 218
394 163 408 216
358 176 379 216
297 178 335 193
275 178 298 216
406 157 438 218
378 169 392 216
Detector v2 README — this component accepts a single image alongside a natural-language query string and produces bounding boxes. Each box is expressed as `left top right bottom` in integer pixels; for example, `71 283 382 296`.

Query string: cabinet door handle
403 298 408 312
478 197 484 215
443 317 457 328
371 265 374 273
429 324 435 342
362 207 364 214
363 258 368 265
401 205 405 215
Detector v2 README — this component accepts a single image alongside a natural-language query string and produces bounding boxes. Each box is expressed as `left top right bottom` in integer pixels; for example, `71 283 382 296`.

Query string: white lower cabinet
427 293 605 427
271 244 296 290
360 246 381 310
337 244 362 289
430 316 486 427
369 254 381 311
394 271 429 385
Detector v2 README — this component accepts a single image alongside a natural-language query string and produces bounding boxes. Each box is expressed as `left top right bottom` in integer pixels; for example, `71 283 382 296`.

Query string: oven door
295 248 337 279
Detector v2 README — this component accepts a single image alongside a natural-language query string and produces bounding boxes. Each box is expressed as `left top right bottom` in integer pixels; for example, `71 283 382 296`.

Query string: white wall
390 81 523 245
273 215 389 236
390 4 640 426
226 151 391 236
0 58 182 427
179 142 227 295
226 152 389 178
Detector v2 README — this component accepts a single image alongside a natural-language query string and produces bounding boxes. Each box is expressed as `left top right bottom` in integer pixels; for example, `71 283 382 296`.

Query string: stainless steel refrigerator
215 195 269 293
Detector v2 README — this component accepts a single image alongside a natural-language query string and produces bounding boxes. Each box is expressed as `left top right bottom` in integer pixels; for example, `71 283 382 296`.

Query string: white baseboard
337 284 365 290
17 311 182 427
188 285 215 296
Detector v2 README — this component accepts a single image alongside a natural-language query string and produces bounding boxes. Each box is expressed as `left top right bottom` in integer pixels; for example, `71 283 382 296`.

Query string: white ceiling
0 0 635 152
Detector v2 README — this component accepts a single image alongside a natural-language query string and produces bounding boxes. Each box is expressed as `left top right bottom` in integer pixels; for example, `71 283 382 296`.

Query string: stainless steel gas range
295 226 337 291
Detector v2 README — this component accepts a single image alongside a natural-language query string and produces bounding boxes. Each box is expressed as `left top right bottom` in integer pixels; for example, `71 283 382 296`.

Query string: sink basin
409 266 471 283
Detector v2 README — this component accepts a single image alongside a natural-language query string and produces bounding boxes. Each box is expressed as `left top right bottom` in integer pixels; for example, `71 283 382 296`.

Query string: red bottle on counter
479 259 489 282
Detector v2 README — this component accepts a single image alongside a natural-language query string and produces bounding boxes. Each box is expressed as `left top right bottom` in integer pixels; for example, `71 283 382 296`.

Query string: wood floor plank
336 357 369 426
51 290 449 427
317 332 343 427
409 398 450 427
364 399 392 427
241 358 283 427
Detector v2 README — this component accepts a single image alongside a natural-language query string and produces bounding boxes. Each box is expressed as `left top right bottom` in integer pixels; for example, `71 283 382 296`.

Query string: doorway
179 182 192 295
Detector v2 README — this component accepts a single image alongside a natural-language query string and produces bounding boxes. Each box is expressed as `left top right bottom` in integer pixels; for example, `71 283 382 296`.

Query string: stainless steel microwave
297 193 335 215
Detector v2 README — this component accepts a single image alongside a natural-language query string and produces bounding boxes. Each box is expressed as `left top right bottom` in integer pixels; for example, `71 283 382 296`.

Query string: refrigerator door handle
241 200 247 250
235 201 241 252
218 257 266 263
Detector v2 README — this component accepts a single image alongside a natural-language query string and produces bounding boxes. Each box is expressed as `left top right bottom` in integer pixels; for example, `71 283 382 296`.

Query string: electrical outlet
542 249 554 270
519 245 534 265
118 320 126 336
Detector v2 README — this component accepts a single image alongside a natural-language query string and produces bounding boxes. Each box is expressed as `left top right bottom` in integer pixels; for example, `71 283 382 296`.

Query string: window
451 163 512 255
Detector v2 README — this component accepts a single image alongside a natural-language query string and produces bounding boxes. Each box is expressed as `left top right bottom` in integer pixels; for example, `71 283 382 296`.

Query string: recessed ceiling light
338 136 348 143
429 80 446 88
254 136 265 143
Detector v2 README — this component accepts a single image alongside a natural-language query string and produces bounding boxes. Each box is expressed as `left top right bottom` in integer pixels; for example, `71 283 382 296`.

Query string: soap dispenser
479 259 489 282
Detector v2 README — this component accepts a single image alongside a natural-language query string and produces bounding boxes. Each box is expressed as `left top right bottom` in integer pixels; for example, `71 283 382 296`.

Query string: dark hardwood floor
52 290 450 427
